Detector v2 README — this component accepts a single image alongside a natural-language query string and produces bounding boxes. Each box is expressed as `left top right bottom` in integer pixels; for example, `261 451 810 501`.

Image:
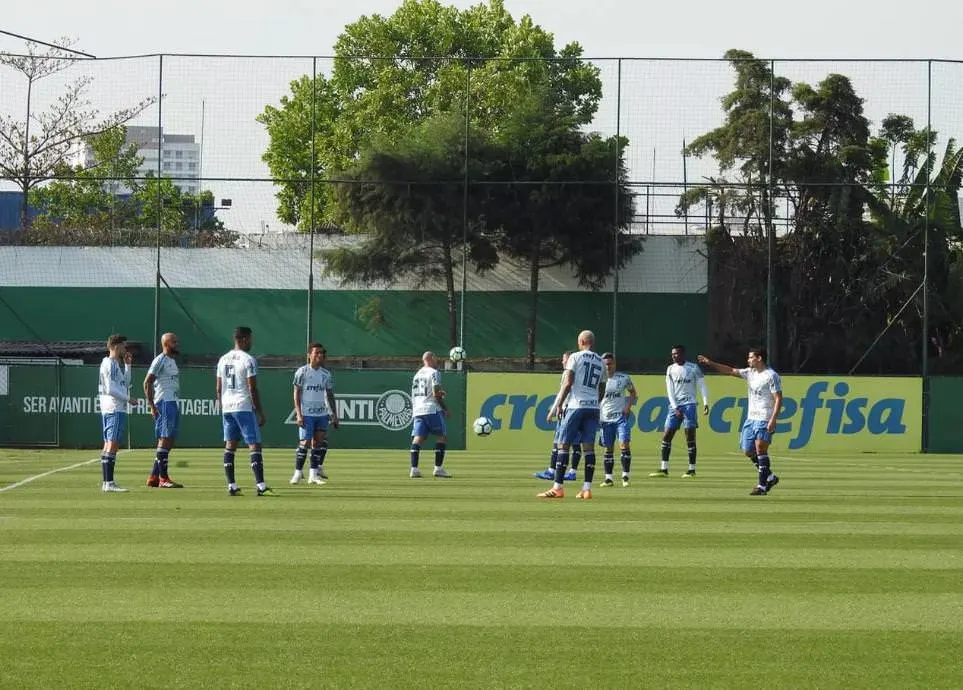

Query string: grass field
1 447 962 689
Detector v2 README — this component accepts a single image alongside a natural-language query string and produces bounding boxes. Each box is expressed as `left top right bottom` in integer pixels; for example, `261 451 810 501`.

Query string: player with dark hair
598 352 637 488
216 326 271 496
652 344 709 478
98 334 132 493
698 348 783 495
534 350 580 482
290 342 339 485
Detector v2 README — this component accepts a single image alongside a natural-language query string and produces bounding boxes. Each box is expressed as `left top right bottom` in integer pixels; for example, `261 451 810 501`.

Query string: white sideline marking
0 451 129 493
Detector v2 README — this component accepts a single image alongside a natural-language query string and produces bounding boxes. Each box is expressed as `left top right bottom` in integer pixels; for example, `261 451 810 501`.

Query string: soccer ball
473 416 493 436
449 346 466 363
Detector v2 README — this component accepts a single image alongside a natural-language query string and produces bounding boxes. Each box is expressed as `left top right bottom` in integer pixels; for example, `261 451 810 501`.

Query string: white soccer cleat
102 482 129 493
409 467 422 478
433 468 452 478
308 476 326 485
289 471 303 485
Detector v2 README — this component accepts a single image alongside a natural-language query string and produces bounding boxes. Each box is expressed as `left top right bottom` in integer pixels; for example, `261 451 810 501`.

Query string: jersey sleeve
326 371 334 391
147 355 163 377
769 371 783 393
248 356 258 378
565 352 578 373
293 367 304 387
737 367 750 380
431 369 442 390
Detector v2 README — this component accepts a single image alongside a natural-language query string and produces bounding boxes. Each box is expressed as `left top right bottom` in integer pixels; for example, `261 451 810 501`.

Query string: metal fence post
306 56 318 348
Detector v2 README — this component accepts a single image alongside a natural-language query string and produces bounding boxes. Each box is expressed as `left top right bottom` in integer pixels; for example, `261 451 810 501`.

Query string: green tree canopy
258 0 603 230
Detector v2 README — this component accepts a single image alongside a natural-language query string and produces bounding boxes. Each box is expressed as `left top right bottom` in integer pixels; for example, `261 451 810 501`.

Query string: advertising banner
467 373 921 454
2 364 466 450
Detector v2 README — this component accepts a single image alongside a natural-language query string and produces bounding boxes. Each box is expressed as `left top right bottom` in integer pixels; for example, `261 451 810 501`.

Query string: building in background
86 126 202 196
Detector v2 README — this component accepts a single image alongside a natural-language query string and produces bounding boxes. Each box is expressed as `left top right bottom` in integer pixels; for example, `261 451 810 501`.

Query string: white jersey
411 366 442 416
600 372 635 422
98 357 131 414
216 349 258 414
564 350 607 410
147 353 180 403
666 361 709 409
738 367 782 421
294 364 333 417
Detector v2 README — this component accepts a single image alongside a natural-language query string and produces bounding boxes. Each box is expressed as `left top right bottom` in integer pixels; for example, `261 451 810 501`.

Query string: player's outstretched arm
696 355 741 377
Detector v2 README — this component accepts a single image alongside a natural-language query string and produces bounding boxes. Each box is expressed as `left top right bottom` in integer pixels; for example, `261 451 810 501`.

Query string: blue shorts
154 400 179 440
665 403 700 431
101 412 127 443
223 411 262 445
600 418 631 447
553 420 582 446
556 407 600 447
299 414 330 442
740 419 772 451
412 412 446 438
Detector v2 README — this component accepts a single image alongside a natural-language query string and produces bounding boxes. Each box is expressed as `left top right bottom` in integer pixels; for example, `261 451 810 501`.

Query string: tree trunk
443 240 457 348
526 240 540 370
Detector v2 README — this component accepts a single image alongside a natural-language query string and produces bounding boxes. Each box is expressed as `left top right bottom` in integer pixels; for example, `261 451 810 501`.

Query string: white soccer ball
449 346 466 363
473 416 493 436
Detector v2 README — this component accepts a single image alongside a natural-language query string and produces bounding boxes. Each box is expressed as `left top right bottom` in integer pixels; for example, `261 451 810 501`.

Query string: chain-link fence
1 52 961 376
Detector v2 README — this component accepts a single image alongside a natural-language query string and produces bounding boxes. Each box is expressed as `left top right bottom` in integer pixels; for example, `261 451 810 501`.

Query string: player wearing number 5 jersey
216 326 272 496
539 330 607 500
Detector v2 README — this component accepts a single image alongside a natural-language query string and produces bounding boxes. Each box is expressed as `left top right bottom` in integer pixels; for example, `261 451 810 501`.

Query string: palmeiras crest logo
285 389 413 431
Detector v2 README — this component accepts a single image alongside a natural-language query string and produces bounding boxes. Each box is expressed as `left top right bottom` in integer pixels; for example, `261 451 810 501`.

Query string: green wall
0 364 466 450
0 287 707 360
927 376 963 453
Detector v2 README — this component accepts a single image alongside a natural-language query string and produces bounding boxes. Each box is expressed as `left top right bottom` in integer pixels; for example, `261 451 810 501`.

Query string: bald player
408 351 452 479
144 332 184 488
539 329 607 500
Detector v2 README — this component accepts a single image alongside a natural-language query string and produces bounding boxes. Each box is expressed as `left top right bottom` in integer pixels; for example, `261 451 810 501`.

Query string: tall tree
485 87 640 366
323 112 499 346
257 0 602 231
686 50 963 373
0 38 154 230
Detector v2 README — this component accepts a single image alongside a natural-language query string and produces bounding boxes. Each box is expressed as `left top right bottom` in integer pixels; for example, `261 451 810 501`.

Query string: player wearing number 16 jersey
216 326 271 496
538 330 606 500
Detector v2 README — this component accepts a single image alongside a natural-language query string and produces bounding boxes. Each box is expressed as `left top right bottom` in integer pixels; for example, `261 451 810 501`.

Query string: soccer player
98 334 132 493
216 326 272 496
598 352 637 488
144 332 184 488
652 344 709 478
289 342 339 485
409 351 452 479
538 330 606 500
697 348 783 495
533 350 579 482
